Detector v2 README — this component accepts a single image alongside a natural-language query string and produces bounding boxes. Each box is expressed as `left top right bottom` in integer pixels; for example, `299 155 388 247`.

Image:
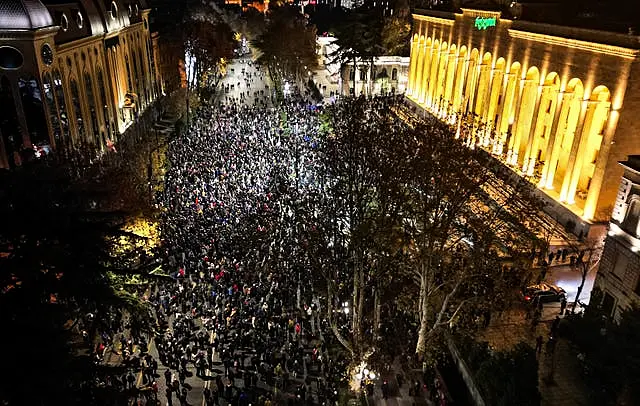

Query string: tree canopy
0 154 160 404
253 5 319 96
564 299 640 404
305 97 543 371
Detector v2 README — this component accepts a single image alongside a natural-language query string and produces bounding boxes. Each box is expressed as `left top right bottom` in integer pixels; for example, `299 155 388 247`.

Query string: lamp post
351 361 378 393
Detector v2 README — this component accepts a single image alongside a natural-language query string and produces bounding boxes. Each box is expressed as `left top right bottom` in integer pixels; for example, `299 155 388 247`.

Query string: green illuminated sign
475 17 497 30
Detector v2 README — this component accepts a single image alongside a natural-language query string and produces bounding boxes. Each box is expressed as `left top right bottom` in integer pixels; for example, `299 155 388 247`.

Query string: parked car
523 282 566 303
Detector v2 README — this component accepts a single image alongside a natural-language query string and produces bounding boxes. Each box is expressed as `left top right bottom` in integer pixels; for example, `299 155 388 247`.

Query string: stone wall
446 333 486 406
595 235 640 320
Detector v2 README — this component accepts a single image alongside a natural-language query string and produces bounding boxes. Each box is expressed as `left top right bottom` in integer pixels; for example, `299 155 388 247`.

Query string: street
217 56 273 108
546 263 596 305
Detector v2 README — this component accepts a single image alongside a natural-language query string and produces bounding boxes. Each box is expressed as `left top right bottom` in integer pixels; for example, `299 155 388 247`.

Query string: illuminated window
52 70 70 143
42 72 62 143
69 78 85 141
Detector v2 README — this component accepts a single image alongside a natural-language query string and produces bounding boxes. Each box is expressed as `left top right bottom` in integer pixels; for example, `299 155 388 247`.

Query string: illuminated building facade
406 8 640 232
342 56 409 97
593 156 640 320
0 0 162 169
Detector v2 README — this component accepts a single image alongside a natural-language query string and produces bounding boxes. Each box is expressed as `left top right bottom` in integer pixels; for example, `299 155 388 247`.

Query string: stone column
407 38 418 97
426 44 440 106
413 41 425 99
540 91 570 189
584 106 616 220
522 84 548 175
560 100 595 203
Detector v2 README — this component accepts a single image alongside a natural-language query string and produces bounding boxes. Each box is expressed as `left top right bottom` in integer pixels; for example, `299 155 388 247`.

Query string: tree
330 8 385 96
568 237 603 314
474 342 541 406
253 5 319 100
387 113 543 358
564 302 640 404
0 163 158 404
303 97 543 381
381 16 411 56
241 7 267 40
315 97 404 360
181 9 236 120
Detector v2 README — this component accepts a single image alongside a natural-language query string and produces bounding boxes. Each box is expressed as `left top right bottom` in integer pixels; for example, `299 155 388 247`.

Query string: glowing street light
350 361 378 392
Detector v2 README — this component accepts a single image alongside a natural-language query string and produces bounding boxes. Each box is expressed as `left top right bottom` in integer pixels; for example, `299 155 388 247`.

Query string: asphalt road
218 55 273 108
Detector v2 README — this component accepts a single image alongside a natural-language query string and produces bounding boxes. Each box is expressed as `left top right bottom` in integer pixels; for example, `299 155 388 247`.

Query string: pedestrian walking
560 297 567 315
126 371 135 389
166 387 173 406
536 335 543 356
551 315 561 336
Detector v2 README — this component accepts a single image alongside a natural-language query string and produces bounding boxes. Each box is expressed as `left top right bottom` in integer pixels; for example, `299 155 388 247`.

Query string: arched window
110 1 118 20
131 50 140 94
0 76 22 167
391 68 398 81
42 72 62 145
96 69 111 140
349 68 355 82
623 197 640 237
69 78 85 143
137 48 146 106
146 39 155 98
84 72 99 146
18 77 49 145
124 54 133 91
52 70 70 146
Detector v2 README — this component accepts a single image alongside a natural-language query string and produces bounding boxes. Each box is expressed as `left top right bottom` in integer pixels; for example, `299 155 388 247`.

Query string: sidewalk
538 339 590 406
365 357 435 406
479 305 590 406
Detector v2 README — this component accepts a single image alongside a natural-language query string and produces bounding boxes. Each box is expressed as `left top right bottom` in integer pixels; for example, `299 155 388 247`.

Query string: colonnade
407 34 613 220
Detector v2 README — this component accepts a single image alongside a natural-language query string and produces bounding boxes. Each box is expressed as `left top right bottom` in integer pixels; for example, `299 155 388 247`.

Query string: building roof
418 0 640 34
0 0 54 30
621 156 640 176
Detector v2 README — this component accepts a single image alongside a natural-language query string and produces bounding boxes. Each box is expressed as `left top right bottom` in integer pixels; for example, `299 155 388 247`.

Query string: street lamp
350 361 378 392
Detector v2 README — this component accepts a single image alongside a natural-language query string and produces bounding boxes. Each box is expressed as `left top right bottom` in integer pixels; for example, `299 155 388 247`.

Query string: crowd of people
127 55 344 405
80 56 436 406
223 59 273 108
155 104 331 405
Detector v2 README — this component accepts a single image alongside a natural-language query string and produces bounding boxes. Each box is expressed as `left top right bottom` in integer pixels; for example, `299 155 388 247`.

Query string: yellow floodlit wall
407 8 640 223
